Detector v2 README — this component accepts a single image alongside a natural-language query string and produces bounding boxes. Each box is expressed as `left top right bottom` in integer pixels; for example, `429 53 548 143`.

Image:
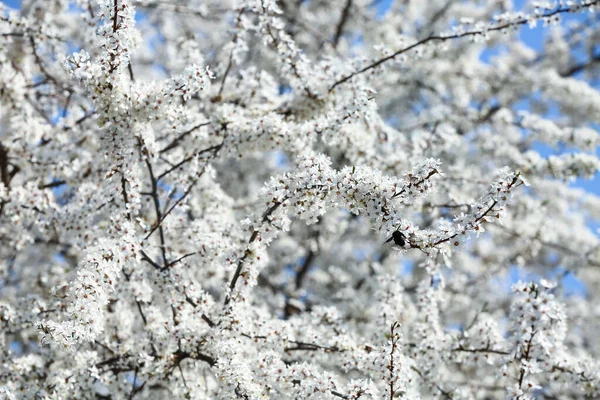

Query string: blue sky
2 0 598 198
1 0 595 298
1 0 18 8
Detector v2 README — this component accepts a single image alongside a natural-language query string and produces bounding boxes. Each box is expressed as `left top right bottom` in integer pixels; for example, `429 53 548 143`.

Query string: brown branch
284 341 342 353
517 287 538 398
295 250 315 290
29 37 63 89
0 143 10 189
453 344 509 355
517 329 537 395
173 349 216 368
121 270 152 336
128 367 139 400
388 321 400 400
138 136 168 266
391 168 438 199
429 173 521 247
224 199 286 305
128 62 135 81
560 53 600 77
121 174 131 221
183 296 216 328
264 24 317 99
112 0 119 33
495 225 600 268
216 7 246 99
332 0 352 49
157 143 222 181
159 122 211 154
241 332 344 354
329 2 599 91
144 141 224 241
164 252 196 269
551 364 593 383
0 16 64 41
62 111 96 132
140 250 162 270
410 365 453 399
424 0 454 34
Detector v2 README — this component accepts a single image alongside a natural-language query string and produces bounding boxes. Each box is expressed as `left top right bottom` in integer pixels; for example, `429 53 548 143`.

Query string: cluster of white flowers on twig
0 0 599 398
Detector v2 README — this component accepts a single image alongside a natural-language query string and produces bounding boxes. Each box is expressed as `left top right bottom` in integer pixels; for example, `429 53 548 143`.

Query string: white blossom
0 0 599 398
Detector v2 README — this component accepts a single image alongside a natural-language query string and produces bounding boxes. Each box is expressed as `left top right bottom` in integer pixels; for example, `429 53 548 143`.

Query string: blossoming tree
1 0 600 398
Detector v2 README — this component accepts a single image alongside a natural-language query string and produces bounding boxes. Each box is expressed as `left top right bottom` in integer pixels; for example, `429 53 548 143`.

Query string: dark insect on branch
384 230 406 247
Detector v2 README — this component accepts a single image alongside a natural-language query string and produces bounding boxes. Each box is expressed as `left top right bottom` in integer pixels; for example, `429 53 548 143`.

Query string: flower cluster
0 0 599 398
